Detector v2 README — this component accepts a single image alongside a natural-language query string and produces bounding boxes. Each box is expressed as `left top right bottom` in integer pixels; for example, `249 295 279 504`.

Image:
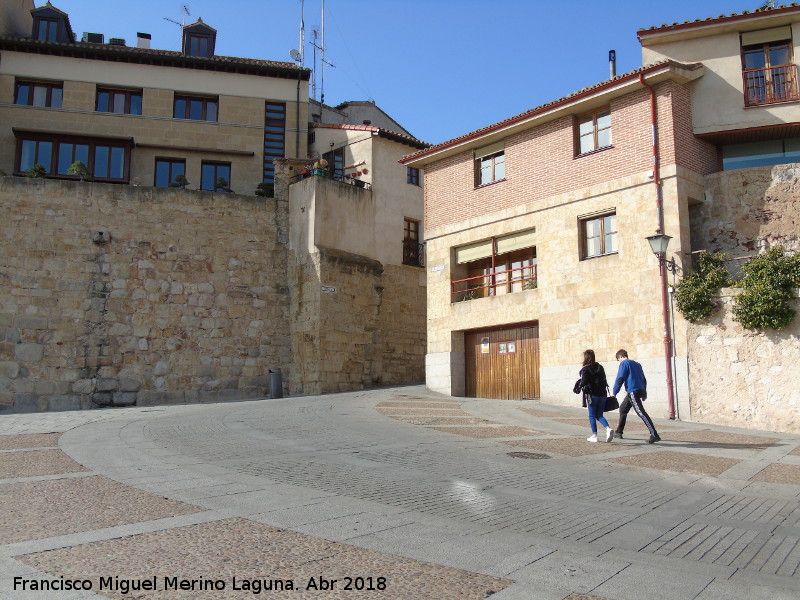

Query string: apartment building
0 1 309 196
402 5 800 422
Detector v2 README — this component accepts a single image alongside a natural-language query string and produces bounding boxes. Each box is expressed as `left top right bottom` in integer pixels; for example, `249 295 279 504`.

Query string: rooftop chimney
609 49 617 79
137 32 151 49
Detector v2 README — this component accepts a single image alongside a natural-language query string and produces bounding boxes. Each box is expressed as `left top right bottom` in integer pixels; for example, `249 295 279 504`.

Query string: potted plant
26 163 47 178
66 161 91 182
169 174 189 189
255 182 274 197
214 176 231 193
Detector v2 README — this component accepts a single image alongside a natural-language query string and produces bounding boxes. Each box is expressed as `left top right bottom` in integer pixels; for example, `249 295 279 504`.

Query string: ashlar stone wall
0 176 290 412
691 163 800 257
687 290 800 434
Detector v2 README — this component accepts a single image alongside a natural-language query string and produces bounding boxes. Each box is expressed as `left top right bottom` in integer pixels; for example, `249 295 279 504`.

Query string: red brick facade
423 81 719 233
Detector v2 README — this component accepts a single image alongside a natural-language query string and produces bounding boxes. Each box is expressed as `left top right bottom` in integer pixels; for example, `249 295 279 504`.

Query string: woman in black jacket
579 349 614 443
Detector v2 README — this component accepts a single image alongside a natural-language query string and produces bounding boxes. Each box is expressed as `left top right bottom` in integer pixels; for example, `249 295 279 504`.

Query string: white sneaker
587 434 598 443
605 428 614 443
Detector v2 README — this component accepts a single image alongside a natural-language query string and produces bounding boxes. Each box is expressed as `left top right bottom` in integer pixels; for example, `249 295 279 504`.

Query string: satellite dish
289 49 302 62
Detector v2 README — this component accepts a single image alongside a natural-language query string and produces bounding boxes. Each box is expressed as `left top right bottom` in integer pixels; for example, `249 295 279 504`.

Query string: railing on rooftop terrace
289 170 372 191
451 265 537 302
743 64 799 107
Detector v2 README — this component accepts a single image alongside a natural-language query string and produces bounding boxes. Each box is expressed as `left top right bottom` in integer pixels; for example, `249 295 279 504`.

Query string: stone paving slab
0 434 60 450
0 449 89 479
662 429 780 449
375 402 462 408
18 518 512 600
751 463 800 485
427 426 543 439
0 476 203 544
518 408 566 418
502 438 623 457
387 416 498 426
607 450 741 477
554 418 677 431
375 408 473 416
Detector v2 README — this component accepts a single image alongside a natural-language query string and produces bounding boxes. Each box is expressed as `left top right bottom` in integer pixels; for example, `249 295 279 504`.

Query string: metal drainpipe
295 72 301 158
639 73 677 420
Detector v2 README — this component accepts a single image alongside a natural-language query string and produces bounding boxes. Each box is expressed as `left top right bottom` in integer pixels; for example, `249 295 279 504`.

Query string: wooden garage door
465 324 540 399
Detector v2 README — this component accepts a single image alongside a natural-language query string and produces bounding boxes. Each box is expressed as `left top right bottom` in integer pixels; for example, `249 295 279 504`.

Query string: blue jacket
612 358 647 395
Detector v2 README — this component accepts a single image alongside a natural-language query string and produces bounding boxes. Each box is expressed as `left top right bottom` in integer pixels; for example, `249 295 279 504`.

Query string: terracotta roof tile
638 3 800 36
401 60 694 163
313 123 430 149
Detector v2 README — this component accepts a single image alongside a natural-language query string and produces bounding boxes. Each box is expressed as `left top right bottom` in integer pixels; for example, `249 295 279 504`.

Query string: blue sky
50 0 762 144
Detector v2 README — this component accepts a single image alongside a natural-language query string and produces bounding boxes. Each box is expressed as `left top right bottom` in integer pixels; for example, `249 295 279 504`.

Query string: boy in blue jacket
612 349 660 443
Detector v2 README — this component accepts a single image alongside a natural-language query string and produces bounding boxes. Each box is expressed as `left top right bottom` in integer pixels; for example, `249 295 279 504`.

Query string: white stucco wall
642 21 800 135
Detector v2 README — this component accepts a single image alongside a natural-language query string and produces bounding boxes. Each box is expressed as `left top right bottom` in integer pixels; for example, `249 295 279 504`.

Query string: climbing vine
732 246 800 330
673 251 731 323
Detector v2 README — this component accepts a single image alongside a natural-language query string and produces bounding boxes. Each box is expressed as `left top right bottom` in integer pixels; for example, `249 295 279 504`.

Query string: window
34 18 58 41
577 108 611 155
97 88 142 115
15 80 62 108
402 218 423 267
174 95 218 121
187 34 211 57
452 229 537 301
580 212 617 259
722 138 800 170
15 133 130 182
741 29 798 106
201 161 231 192
263 102 286 185
474 142 505 186
154 158 187 188
407 167 420 186
323 147 345 179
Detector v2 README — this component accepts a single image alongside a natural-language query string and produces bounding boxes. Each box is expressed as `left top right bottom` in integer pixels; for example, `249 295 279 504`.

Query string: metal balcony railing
402 240 425 267
743 64 799 106
451 264 537 302
289 170 372 190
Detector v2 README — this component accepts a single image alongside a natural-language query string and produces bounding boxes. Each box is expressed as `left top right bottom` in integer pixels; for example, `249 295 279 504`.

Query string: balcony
743 64 799 107
289 169 372 191
402 239 425 268
451 264 537 302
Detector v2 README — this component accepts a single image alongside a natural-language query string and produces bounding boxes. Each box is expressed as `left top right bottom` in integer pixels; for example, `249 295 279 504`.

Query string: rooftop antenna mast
164 4 190 27
299 0 305 67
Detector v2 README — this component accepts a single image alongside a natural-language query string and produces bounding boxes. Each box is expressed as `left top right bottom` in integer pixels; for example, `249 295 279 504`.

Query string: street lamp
645 232 678 420
646 233 678 274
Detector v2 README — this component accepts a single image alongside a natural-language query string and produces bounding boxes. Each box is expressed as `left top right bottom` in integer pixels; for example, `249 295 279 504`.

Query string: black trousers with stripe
616 390 658 437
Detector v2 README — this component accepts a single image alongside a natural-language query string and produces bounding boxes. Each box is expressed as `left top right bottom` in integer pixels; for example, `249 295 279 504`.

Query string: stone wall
687 290 800 434
0 176 290 412
691 163 800 257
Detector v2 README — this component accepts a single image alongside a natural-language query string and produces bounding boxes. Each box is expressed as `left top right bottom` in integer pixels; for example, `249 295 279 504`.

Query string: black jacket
579 363 608 397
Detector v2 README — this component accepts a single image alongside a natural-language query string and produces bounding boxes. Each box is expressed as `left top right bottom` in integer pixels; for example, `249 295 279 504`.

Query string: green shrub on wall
674 251 731 323
732 247 800 330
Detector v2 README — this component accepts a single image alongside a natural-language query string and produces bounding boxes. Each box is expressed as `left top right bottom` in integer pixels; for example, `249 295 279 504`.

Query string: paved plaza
1 385 799 599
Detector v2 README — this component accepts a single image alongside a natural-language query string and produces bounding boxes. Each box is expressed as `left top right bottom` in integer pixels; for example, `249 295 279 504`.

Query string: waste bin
269 368 283 399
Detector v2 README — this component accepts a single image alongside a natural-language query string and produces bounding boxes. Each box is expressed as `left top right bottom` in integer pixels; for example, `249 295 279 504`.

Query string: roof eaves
401 61 693 165
637 3 800 37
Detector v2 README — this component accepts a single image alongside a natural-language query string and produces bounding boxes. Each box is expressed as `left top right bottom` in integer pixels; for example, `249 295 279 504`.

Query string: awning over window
455 228 536 264
455 239 493 264
741 26 792 46
496 228 537 255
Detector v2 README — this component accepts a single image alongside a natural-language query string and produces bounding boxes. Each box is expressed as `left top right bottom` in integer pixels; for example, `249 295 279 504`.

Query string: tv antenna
310 0 336 104
164 4 190 27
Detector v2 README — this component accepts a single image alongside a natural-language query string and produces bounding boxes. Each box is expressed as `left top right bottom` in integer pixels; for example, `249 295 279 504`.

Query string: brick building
402 5 800 423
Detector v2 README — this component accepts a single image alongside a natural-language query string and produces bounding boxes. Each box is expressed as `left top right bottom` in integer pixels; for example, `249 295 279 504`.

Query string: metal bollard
268 368 283 399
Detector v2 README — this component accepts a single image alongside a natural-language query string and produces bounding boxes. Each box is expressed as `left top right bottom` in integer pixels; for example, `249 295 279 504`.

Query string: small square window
201 161 232 192
576 108 612 155
174 94 218 121
580 212 617 259
407 167 420 186
474 144 505 187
